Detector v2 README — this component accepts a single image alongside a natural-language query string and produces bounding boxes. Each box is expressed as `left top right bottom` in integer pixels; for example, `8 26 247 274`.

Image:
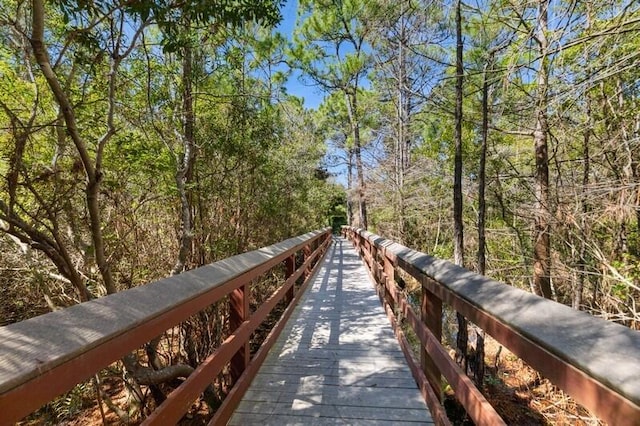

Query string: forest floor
445 336 604 426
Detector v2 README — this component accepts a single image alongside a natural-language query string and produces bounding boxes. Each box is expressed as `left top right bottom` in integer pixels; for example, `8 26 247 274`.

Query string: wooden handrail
0 228 332 424
342 226 640 426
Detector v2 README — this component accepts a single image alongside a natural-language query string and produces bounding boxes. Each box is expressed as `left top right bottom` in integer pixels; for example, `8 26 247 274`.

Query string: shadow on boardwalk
230 237 433 425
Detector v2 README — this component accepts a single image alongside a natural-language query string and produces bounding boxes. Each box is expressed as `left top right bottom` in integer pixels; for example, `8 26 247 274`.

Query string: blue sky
275 0 347 186
275 0 326 110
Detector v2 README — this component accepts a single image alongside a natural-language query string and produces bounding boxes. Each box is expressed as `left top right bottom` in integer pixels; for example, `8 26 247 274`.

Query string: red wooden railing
0 228 332 425
343 226 640 426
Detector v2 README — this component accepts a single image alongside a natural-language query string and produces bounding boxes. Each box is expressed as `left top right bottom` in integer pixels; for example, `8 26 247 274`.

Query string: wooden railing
343 226 640 426
0 228 332 425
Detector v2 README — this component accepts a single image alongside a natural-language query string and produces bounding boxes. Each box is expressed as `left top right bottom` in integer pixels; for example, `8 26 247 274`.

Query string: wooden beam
0 229 331 423
344 227 640 426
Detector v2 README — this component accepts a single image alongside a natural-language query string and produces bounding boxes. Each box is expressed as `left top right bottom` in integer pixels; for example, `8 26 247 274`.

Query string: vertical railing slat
285 254 296 305
229 283 250 382
421 281 443 401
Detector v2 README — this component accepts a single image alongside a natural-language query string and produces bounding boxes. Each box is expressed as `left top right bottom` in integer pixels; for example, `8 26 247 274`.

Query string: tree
453 0 464 269
531 0 553 299
452 0 468 373
368 0 446 243
292 0 374 229
138 0 282 274
317 92 356 225
0 0 149 300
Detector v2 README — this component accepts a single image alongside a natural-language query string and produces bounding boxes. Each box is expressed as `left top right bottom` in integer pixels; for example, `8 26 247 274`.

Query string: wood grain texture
349 227 640 424
229 238 433 425
0 229 330 422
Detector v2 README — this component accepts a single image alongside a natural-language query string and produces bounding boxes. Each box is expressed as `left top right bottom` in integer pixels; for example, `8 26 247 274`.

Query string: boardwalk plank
0 230 328 396
229 237 433 425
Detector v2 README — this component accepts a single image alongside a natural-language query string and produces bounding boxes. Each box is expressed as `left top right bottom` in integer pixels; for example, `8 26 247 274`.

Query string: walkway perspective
230 237 433 425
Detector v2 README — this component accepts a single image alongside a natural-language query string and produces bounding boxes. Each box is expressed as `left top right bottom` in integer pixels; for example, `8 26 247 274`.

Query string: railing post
421 279 443 401
362 237 367 259
229 283 250 383
285 254 295 304
370 243 379 283
323 230 331 254
363 239 369 266
303 243 312 280
382 251 395 312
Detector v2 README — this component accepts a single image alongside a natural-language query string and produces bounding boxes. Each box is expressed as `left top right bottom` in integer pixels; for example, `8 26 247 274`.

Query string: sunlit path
229 237 433 425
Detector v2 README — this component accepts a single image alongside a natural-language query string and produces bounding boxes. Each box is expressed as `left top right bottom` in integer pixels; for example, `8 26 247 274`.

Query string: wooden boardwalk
229 237 433 425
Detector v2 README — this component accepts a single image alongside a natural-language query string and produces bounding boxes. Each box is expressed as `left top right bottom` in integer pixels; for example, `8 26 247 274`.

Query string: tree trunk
453 0 464 268
478 62 489 276
473 60 492 388
532 0 553 299
0 200 90 301
575 97 590 310
86 177 116 294
355 126 368 230
30 0 117 295
575 5 593 310
171 42 196 275
453 0 467 374
345 91 367 230
396 3 407 242
347 148 354 226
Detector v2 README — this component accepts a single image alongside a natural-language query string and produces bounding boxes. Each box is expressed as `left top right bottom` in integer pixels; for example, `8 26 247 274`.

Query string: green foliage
0 0 336 311
1 1 640 425
45 380 94 422
2 3 640 419
292 0 372 91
